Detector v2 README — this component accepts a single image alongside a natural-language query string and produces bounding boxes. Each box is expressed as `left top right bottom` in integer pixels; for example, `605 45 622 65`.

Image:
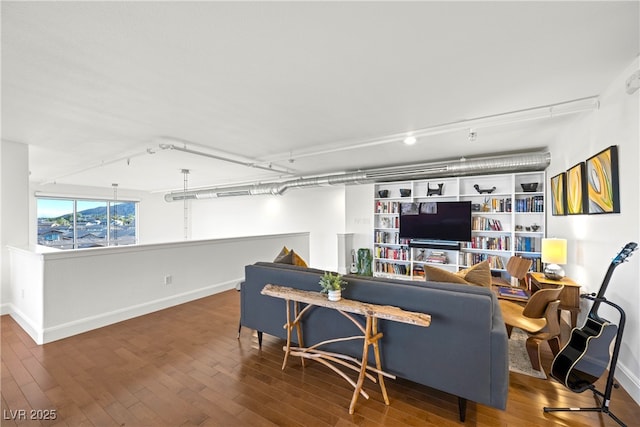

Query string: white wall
188 185 346 270
8 233 309 344
1 141 29 312
345 183 375 251
547 57 640 403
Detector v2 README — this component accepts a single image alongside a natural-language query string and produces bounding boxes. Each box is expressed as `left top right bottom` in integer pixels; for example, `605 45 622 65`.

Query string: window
37 197 138 249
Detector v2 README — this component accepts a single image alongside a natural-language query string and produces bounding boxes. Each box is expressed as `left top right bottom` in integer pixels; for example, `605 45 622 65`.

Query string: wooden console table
528 272 581 328
261 284 431 414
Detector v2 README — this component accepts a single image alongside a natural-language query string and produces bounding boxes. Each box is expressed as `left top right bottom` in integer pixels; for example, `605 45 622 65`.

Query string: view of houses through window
37 197 138 249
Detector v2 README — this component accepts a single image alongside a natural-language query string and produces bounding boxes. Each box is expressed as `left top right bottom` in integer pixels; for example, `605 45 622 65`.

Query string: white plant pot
328 289 341 301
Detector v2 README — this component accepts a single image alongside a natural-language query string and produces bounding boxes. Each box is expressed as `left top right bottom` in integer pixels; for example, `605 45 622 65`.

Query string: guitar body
551 318 618 392
549 242 637 394
350 249 358 274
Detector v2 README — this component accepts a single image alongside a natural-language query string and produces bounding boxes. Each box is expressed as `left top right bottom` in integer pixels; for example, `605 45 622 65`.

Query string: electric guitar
550 242 637 392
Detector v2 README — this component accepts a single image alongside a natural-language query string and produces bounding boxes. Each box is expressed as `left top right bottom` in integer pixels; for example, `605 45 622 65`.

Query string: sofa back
241 262 508 410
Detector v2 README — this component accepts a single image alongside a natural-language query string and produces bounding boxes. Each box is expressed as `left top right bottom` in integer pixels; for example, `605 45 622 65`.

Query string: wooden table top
528 272 581 288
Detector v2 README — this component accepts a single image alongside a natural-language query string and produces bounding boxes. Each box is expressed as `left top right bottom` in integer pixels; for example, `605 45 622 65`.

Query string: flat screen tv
399 201 472 242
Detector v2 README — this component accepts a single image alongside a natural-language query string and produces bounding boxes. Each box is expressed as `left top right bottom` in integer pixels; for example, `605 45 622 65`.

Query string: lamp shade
541 238 567 264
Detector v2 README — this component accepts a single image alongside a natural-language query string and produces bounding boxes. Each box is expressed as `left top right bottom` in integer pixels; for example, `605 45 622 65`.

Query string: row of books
375 261 409 276
375 246 410 260
462 236 511 251
375 201 400 214
472 216 504 231
515 236 541 252
459 253 506 269
522 256 543 272
483 197 512 213
374 231 400 244
377 216 400 229
515 196 544 212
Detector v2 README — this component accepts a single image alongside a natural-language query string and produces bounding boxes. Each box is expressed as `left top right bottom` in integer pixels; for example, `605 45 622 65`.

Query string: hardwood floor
2 290 639 426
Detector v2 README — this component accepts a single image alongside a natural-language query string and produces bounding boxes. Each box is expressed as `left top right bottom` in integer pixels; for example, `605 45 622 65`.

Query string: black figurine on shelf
427 183 444 196
474 184 496 194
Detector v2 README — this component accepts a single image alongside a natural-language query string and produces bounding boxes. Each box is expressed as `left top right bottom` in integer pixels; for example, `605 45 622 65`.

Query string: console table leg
293 301 305 368
282 298 292 370
372 317 390 405
350 315 373 415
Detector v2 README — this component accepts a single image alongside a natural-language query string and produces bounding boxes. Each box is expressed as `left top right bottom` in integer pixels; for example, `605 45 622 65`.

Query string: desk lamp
542 238 567 280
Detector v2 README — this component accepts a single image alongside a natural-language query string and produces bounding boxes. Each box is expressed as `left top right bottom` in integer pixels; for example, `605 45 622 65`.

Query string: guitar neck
589 263 617 318
588 242 638 318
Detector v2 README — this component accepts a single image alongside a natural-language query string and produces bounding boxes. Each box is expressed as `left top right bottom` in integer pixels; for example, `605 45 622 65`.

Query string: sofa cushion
424 265 470 285
424 261 491 287
456 260 492 287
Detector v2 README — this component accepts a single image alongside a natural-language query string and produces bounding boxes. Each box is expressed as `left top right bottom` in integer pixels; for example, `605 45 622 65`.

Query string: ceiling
2 1 638 194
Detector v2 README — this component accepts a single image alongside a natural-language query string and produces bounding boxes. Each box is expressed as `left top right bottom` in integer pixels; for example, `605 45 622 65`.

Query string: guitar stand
544 296 627 427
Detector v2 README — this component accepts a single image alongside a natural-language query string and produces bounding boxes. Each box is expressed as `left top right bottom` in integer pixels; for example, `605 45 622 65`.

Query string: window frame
36 196 139 250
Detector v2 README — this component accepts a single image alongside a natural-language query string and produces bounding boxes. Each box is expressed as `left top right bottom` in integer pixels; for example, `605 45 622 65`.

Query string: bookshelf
373 172 545 280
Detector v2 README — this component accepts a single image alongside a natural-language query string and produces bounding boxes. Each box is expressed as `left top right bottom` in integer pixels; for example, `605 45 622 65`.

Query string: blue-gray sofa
240 262 509 421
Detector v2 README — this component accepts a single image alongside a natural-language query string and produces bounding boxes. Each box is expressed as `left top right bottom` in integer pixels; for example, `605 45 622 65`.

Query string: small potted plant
319 271 347 301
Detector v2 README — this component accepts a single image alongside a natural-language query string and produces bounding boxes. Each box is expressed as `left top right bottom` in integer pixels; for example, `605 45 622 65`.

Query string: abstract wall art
566 162 587 215
586 145 620 214
550 172 567 216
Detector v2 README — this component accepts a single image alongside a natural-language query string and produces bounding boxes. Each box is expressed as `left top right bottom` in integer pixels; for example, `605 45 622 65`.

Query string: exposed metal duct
164 151 550 202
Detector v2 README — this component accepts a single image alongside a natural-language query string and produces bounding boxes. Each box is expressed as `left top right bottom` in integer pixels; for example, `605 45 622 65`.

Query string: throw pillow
274 246 290 262
274 248 308 268
424 266 470 285
291 250 308 268
455 260 492 287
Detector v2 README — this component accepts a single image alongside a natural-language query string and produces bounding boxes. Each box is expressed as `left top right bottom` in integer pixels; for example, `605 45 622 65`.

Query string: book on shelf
425 250 448 264
497 286 530 300
412 265 425 278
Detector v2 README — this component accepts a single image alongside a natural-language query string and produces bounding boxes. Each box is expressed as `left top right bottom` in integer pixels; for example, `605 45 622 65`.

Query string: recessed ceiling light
403 136 417 145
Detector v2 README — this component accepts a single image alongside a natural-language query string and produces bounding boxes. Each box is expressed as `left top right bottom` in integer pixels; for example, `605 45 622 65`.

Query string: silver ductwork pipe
164 151 550 202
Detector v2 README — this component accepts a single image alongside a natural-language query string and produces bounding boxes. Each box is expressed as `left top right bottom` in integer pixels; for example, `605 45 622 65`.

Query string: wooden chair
492 256 533 287
499 285 564 373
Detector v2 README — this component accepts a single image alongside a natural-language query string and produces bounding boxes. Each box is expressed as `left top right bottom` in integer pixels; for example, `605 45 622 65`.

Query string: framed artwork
586 145 620 214
550 172 567 216
566 162 587 215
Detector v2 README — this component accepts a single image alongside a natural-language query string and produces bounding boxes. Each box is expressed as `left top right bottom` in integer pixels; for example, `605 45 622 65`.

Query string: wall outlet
164 275 172 285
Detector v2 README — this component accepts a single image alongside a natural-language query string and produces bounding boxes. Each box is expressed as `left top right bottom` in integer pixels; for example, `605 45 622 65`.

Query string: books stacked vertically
472 217 503 231
375 261 409 276
459 253 506 269
488 197 512 212
515 196 544 212
375 246 409 260
515 236 541 252
463 236 511 251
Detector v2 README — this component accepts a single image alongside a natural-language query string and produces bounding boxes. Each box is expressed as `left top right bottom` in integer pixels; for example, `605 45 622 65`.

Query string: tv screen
399 201 472 242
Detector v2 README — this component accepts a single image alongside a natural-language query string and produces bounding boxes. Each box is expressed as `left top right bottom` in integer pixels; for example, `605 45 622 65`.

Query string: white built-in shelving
373 172 545 281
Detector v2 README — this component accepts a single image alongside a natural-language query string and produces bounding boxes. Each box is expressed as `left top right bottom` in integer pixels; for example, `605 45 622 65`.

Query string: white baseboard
4 304 44 344
7 279 239 345
0 303 12 316
616 362 640 406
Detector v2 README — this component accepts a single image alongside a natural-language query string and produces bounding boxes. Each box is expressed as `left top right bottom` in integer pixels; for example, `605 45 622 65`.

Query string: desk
261 284 431 414
528 272 581 328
